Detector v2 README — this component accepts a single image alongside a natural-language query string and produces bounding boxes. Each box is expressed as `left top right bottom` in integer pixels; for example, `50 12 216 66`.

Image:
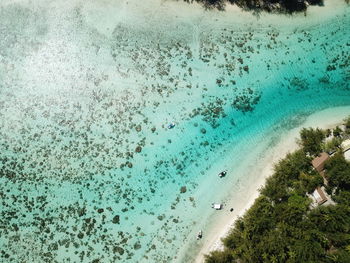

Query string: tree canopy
299 127 325 156
325 153 350 192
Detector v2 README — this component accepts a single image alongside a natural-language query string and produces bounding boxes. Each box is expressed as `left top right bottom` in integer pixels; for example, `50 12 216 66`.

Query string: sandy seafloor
0 0 349 262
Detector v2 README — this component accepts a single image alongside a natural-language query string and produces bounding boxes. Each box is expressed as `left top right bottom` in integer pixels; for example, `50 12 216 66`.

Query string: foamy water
0 0 349 262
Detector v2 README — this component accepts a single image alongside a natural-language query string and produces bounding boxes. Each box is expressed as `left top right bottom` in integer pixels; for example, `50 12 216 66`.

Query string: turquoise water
0 0 349 262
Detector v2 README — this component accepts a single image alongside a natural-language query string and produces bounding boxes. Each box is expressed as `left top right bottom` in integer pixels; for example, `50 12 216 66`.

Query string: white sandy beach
194 106 350 262
74 0 349 39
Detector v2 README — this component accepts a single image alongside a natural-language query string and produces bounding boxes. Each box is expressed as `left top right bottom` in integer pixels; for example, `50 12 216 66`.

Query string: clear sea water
0 0 349 262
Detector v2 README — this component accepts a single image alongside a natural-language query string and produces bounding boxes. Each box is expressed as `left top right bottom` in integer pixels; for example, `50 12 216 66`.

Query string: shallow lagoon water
0 0 349 262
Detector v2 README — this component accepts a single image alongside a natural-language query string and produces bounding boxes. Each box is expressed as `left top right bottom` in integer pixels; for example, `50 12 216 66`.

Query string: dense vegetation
205 118 350 263
184 0 325 13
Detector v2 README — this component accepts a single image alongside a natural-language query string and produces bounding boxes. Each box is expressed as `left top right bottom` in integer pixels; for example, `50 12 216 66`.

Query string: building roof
312 152 330 172
341 139 350 152
312 187 327 205
345 150 350 161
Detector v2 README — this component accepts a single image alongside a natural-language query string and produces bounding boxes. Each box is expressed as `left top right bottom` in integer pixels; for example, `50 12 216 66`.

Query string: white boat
212 203 222 210
167 122 175 129
218 170 227 178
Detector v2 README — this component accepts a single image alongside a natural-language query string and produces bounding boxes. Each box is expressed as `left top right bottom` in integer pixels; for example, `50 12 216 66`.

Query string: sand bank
77 0 349 38
194 106 350 262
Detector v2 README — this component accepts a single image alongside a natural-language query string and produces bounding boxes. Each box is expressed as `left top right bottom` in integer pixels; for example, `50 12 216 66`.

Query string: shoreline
194 106 350 263
77 0 349 39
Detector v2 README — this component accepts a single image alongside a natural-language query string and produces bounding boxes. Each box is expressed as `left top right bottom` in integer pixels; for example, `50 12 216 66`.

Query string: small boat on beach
218 170 227 178
197 230 203 240
167 122 175 129
212 203 223 210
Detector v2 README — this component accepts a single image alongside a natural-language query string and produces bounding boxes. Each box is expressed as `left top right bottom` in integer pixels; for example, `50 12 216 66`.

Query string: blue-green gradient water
0 0 349 262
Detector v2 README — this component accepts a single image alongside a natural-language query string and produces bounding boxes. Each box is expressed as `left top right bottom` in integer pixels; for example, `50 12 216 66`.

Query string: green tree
298 171 323 194
205 250 235 263
333 190 350 205
323 137 341 154
325 153 350 192
299 128 325 155
261 150 311 201
328 249 350 263
292 232 325 262
333 126 343 137
276 193 310 225
325 128 332 137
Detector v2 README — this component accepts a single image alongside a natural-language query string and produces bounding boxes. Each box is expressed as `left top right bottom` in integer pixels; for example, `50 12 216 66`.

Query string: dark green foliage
325 128 332 137
282 193 310 223
260 174 289 202
205 125 350 263
291 232 326 262
323 137 342 154
184 0 226 10
333 126 343 137
298 171 324 193
328 249 350 263
260 150 311 201
309 205 350 235
204 250 235 263
345 117 350 134
274 150 312 181
238 196 276 235
325 153 350 192
333 190 350 205
185 0 324 13
299 127 325 156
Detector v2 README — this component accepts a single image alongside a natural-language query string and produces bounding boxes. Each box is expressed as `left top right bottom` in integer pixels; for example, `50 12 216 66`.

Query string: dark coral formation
232 88 261 113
